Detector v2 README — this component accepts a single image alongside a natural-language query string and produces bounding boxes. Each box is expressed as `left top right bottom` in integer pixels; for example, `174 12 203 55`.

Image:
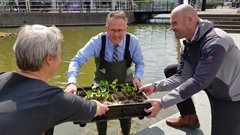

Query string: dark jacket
155 19 240 108
0 72 96 135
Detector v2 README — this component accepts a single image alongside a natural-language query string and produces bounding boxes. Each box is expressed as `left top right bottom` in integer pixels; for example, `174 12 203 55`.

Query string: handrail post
167 1 169 11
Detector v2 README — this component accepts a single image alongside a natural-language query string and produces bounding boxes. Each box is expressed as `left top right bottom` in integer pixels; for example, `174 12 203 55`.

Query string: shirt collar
190 24 199 42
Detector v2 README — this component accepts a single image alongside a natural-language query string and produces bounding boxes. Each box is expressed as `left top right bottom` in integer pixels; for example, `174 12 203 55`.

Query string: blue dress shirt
67 32 144 84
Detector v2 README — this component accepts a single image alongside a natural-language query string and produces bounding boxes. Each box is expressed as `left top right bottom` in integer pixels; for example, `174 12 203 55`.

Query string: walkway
135 91 211 135
197 7 240 14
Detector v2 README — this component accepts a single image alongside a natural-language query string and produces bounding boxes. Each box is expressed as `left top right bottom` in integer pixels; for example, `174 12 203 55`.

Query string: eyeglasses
108 29 125 34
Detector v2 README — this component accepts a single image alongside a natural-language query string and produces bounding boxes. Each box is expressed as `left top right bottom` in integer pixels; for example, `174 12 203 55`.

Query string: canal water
0 24 179 135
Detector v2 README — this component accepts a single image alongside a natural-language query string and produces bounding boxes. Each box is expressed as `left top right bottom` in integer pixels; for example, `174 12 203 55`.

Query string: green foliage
121 83 137 96
84 79 141 102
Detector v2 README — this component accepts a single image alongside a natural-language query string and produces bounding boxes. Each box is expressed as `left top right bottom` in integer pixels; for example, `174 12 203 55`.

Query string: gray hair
13 24 63 71
106 10 128 25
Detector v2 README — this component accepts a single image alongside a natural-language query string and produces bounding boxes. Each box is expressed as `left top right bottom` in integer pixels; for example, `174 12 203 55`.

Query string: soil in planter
78 80 146 105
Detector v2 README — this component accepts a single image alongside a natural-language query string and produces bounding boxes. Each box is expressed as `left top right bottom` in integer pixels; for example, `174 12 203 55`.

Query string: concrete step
221 29 240 33
214 24 240 29
201 17 240 21
213 21 240 25
198 14 240 18
198 14 240 33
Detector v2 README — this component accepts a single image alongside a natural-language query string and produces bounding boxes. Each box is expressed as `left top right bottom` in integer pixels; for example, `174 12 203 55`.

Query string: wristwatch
152 82 158 91
67 82 76 86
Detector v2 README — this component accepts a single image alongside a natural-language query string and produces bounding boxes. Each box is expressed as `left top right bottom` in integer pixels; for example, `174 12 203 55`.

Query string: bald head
171 4 199 23
170 4 199 40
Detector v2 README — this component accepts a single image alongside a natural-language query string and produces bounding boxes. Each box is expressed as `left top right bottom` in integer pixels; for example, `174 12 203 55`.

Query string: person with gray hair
140 4 240 135
0 24 109 135
65 10 144 135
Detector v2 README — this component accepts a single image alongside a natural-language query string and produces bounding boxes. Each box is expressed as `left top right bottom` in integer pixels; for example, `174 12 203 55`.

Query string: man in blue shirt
65 10 144 135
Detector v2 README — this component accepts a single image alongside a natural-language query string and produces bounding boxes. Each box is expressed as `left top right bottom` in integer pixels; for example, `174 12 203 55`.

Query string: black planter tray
74 85 151 127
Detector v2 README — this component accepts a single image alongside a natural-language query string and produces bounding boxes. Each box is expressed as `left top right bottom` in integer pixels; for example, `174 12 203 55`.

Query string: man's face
105 18 127 45
170 12 188 39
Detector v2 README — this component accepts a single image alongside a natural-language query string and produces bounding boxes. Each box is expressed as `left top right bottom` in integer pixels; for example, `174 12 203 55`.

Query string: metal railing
0 0 180 13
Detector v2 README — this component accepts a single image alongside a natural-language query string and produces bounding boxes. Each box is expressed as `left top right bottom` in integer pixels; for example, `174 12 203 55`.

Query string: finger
134 82 140 89
105 106 109 111
139 87 148 94
144 108 152 118
142 91 151 96
144 99 153 104
145 91 150 96
144 108 151 113
70 89 77 94
102 107 108 113
73 90 77 95
147 110 156 117
101 106 109 114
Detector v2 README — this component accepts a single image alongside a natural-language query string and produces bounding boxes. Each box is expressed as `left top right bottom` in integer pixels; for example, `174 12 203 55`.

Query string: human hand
64 83 77 95
94 100 109 116
144 99 162 117
132 77 142 88
139 83 155 96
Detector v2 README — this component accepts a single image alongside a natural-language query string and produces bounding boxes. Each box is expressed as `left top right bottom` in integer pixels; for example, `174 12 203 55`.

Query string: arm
143 43 227 117
48 91 108 124
154 44 194 91
94 100 109 116
130 34 144 87
140 46 194 95
154 60 194 91
161 44 226 109
65 34 102 93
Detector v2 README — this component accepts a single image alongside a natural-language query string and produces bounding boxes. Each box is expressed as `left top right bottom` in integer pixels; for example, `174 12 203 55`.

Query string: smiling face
170 11 189 40
170 4 199 40
105 18 128 45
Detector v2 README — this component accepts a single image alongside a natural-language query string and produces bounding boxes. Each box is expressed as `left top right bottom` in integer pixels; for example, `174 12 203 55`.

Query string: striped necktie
113 45 118 62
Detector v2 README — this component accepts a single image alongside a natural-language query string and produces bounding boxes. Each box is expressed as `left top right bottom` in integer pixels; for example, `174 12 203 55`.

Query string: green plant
84 79 143 103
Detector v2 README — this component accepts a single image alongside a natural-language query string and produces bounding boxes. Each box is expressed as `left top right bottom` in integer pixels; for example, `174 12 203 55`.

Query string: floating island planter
0 32 15 38
74 80 151 127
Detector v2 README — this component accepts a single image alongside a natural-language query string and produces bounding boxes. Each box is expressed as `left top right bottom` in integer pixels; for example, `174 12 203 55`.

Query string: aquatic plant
83 79 144 104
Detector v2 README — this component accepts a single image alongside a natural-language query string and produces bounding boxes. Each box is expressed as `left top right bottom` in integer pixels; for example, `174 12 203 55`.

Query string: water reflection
133 24 178 84
0 24 179 135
